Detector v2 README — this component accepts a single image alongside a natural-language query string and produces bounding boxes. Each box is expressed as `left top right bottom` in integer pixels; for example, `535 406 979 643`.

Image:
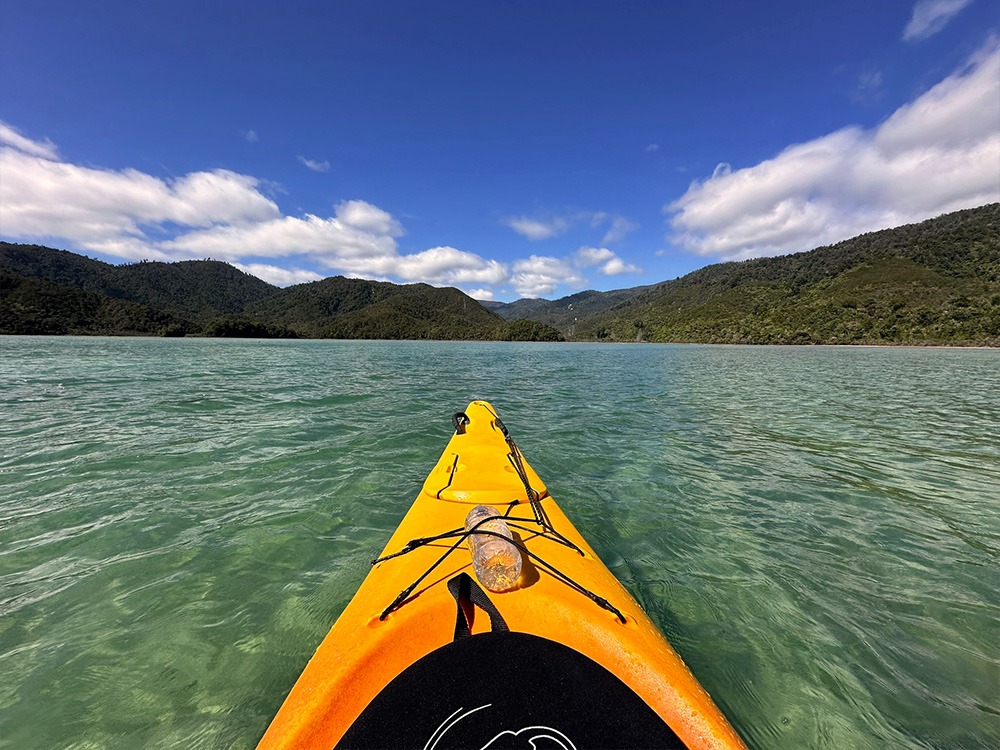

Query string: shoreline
1 332 997 349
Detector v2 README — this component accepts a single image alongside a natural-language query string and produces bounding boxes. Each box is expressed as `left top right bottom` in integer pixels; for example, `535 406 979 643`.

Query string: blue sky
1 0 997 301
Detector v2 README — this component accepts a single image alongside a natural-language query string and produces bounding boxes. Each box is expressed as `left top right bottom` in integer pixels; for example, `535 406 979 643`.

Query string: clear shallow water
1 336 998 749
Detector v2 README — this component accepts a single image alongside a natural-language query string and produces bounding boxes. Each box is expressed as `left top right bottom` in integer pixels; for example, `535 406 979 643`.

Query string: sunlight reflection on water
1 338 998 749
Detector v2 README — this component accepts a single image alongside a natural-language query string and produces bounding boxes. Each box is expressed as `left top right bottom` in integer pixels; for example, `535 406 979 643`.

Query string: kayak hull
257 400 746 750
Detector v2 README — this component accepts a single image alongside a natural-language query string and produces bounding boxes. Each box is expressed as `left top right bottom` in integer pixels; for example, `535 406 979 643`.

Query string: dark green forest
1 203 997 344
482 285 656 329
0 269 189 336
0 244 562 340
490 204 999 346
575 204 998 345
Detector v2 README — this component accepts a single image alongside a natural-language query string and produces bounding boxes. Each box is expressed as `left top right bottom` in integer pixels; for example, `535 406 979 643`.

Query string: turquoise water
1 336 998 749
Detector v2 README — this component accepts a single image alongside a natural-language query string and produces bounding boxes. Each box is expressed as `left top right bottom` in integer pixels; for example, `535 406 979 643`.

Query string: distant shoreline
2 332 996 349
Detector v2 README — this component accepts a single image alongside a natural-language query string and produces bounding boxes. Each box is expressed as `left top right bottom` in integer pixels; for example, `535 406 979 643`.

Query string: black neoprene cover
336 631 687 750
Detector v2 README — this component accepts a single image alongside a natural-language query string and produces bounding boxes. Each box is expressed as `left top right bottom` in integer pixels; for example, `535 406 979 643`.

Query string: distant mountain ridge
482 284 657 334
2 203 997 344
572 203 999 345
0 244 561 340
0 246 278 324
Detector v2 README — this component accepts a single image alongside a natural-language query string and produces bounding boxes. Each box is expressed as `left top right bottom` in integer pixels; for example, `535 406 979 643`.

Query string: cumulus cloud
574 246 642 276
646 143 661 153
575 246 615 267
510 255 586 297
161 204 401 265
232 262 323 287
0 126 495 284
298 155 331 172
602 256 643 275
245 129 259 143
335 199 403 235
0 127 280 252
667 40 1000 260
903 0 974 41
466 288 496 301
390 246 509 286
0 122 635 300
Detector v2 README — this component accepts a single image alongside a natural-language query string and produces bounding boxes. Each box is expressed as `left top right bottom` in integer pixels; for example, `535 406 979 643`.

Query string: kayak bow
258 400 746 750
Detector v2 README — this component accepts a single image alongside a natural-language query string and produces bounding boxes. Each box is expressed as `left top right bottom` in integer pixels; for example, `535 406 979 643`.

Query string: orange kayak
258 400 746 749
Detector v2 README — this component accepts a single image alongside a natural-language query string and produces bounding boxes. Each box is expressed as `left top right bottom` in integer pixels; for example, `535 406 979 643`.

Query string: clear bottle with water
464 504 522 592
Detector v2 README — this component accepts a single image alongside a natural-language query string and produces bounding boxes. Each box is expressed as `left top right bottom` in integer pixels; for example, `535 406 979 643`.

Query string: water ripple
1 338 998 749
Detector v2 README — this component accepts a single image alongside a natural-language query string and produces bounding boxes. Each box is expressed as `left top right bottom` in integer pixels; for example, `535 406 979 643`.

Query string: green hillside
2 204 995 344
247 275 531 339
573 204 999 346
0 244 278 323
0 269 192 336
0 244 561 340
484 285 655 334
247 276 424 337
317 283 519 340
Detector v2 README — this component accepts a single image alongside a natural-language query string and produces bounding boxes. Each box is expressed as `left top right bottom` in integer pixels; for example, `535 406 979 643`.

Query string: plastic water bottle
464 505 522 592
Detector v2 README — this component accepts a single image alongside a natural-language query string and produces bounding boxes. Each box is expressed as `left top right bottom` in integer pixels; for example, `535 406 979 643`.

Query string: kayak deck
257 400 746 749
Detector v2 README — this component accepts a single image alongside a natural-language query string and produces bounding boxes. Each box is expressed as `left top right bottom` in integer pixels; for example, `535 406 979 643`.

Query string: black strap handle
447 572 509 640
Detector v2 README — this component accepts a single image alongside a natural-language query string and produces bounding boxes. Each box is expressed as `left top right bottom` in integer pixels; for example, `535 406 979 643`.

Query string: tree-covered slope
246 276 413 337
0 244 562 340
4 203 993 344
103 259 280 322
0 243 279 323
573 204 999 346
316 282 523 340
0 269 192 336
484 285 654 331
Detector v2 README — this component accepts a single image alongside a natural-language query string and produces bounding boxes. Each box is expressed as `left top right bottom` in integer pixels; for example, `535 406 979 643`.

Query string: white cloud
162 206 400 264
711 162 732 179
504 215 570 240
335 199 403 236
667 40 1000 260
505 210 638 248
601 256 642 275
0 122 59 159
245 129 259 143
233 262 322 287
574 246 641 276
0 122 634 301
467 288 495 301
510 255 585 297
391 246 509 286
903 0 974 42
298 156 331 172
575 246 616 267
0 136 280 250
646 143 661 153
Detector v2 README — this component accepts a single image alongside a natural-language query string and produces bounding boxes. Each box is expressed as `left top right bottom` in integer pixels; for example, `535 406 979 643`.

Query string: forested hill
0 244 561 340
0 245 278 324
570 204 998 346
246 276 559 340
482 284 656 328
2 203 997 343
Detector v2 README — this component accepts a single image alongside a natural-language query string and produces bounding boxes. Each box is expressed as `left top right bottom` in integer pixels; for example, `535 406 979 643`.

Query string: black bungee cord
371 415 625 623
